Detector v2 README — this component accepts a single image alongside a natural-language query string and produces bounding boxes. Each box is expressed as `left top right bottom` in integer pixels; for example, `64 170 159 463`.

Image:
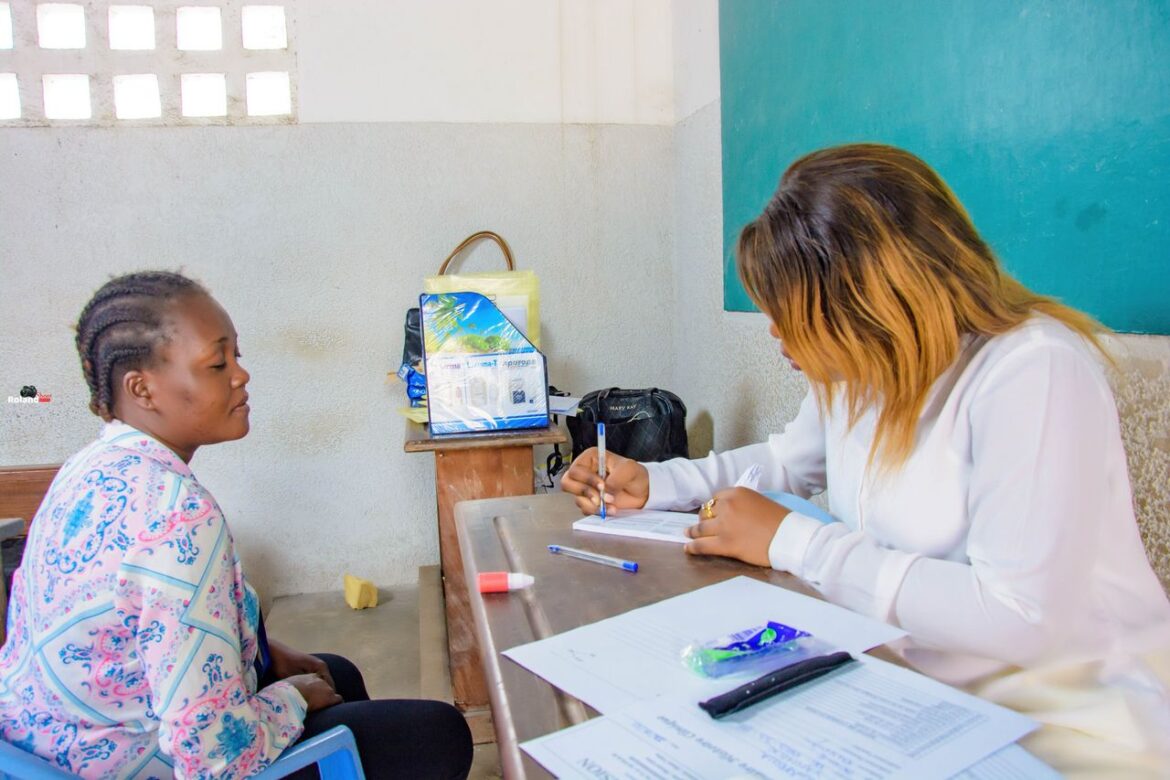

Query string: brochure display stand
421 291 549 435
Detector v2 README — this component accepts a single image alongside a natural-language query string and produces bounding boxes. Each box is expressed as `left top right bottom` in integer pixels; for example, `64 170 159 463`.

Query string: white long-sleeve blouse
644 316 1170 769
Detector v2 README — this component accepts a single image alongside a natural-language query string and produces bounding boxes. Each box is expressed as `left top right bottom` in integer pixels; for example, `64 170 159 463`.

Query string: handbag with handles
398 231 539 406
567 388 689 463
422 230 540 347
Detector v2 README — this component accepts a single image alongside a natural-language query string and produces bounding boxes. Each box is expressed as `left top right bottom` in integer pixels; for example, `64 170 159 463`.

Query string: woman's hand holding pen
562 447 649 515
685 487 790 567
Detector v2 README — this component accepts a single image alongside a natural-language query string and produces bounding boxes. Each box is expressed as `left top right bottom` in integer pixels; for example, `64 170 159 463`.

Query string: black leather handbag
567 388 688 463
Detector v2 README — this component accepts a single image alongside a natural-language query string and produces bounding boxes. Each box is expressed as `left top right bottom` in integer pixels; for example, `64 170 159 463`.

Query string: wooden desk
405 422 567 740
0 464 60 533
456 493 833 779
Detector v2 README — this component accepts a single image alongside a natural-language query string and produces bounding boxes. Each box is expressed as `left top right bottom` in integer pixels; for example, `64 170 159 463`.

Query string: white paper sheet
952 744 1061 779
573 509 697 543
550 395 581 416
503 576 907 714
521 656 1040 780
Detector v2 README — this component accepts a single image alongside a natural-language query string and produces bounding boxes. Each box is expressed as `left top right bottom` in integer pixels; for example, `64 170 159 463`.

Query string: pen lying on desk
548 544 638 572
698 651 856 719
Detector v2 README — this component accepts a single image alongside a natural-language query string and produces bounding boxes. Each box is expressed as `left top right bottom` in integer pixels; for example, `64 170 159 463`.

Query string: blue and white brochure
420 291 549 434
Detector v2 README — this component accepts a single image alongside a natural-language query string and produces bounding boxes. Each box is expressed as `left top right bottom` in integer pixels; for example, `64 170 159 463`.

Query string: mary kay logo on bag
604 399 652 420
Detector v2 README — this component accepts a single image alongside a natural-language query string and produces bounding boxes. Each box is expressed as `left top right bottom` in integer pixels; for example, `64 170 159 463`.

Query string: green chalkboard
720 0 1170 333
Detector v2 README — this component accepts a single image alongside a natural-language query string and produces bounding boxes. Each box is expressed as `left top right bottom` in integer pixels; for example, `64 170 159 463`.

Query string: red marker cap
477 572 535 593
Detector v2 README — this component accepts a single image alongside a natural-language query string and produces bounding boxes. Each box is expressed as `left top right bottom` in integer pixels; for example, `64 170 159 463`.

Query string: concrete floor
266 570 501 779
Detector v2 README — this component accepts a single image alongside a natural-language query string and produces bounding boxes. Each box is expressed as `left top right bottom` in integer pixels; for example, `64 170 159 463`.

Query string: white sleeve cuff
644 461 684 510
767 512 823 574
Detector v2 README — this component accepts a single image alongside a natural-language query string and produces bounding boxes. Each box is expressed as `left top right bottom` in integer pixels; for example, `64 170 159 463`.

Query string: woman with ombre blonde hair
562 144 1170 773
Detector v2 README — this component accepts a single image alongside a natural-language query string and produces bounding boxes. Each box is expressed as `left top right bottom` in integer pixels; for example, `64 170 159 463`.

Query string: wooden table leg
433 445 535 738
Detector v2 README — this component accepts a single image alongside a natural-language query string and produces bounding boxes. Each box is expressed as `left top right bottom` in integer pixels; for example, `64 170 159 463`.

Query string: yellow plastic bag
423 231 541 348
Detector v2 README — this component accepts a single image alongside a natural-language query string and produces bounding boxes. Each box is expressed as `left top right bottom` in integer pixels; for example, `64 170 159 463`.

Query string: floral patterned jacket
0 422 306 778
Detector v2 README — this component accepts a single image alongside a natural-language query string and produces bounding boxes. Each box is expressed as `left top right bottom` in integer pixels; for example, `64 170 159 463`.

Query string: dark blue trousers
263 653 473 780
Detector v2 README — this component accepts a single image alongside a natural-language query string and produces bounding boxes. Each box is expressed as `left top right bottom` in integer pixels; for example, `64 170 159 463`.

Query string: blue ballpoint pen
597 422 607 519
548 544 638 572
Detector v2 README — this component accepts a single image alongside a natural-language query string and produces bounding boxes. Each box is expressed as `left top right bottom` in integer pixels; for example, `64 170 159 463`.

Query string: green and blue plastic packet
681 621 832 678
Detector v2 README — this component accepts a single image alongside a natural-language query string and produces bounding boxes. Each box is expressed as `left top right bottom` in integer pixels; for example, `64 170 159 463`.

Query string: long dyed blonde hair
737 143 1104 466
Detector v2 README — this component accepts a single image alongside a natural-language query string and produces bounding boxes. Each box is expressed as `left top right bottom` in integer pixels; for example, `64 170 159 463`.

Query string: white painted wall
671 0 721 122
296 0 685 125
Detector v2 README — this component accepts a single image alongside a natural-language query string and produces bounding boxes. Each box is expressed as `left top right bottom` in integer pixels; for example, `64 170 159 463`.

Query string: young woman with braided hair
0 272 473 779
563 145 1170 773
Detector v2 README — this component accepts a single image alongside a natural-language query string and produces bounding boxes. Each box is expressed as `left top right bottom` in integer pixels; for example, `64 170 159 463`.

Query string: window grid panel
86 9 113 123
113 72 160 117
180 71 225 116
1 1 295 126
245 70 287 115
241 5 285 50
0 3 13 50
89 75 112 124
176 6 222 51
42 73 91 118
152 4 176 52
230 69 245 120
108 6 155 50
2 6 38 123
37 4 87 49
0 72 19 118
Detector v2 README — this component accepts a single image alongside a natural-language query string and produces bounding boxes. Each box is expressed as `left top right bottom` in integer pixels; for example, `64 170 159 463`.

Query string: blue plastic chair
0 726 365 780
255 726 365 780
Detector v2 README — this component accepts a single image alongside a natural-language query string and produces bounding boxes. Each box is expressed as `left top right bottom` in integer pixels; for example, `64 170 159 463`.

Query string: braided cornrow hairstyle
75 271 207 421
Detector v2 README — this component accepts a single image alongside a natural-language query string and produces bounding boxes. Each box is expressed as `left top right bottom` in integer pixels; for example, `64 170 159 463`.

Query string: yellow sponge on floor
343 574 378 609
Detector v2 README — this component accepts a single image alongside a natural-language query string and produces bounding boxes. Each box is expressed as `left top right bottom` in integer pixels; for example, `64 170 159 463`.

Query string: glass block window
108 6 155 51
113 73 160 118
241 6 285 50
245 70 289 116
37 4 86 49
42 73 90 118
0 1 295 126
0 72 20 119
176 6 222 51
181 72 226 116
0 4 15 50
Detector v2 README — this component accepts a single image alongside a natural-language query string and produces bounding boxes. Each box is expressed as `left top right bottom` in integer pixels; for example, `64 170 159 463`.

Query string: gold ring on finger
700 498 717 519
